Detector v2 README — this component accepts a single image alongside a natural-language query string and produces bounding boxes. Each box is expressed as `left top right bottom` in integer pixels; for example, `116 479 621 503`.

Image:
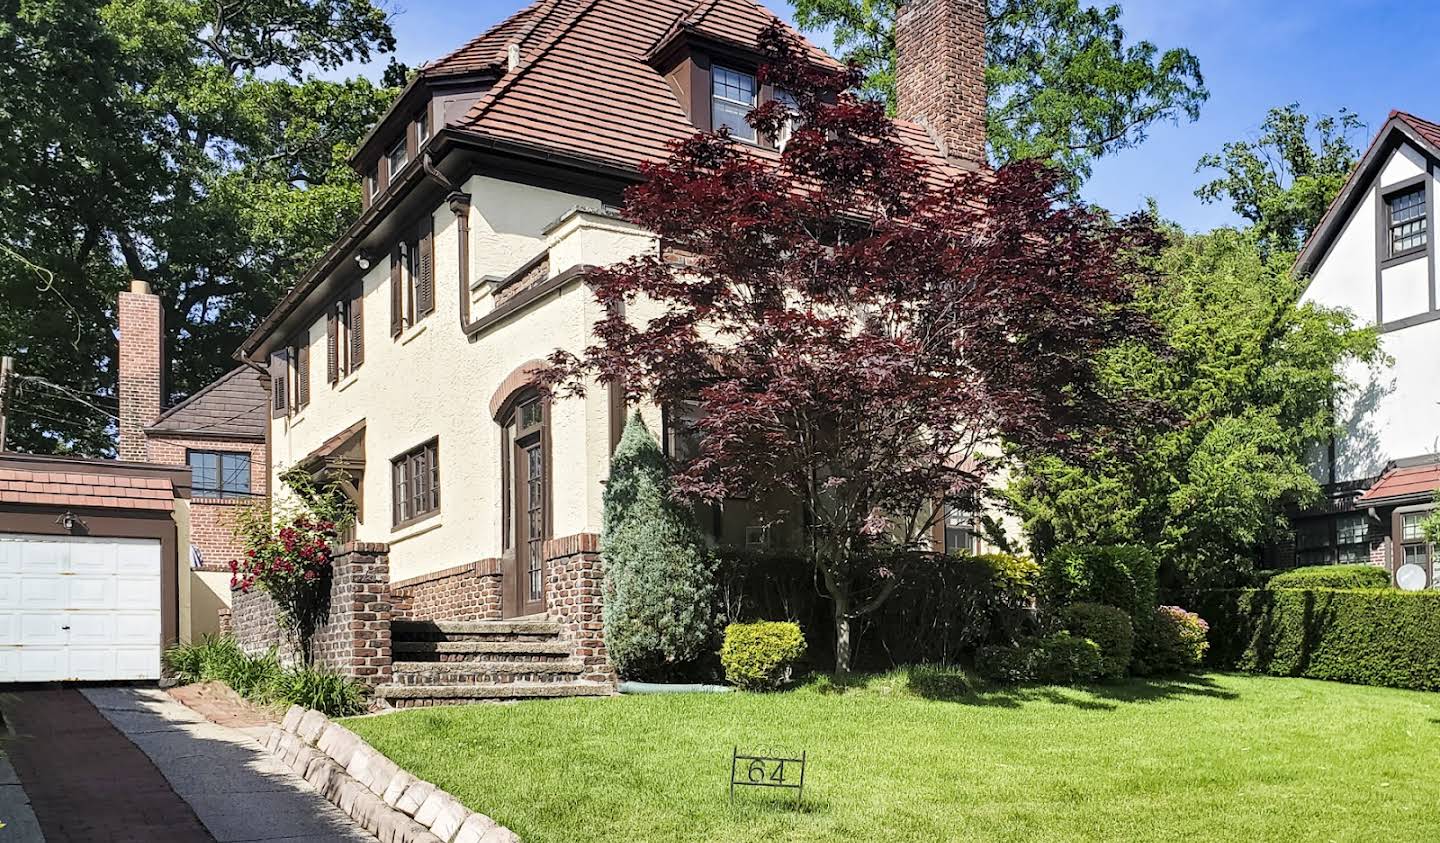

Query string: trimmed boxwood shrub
1188 588 1440 691
1133 606 1209 676
721 622 807 690
976 632 1103 685
1042 544 1158 625
1061 602 1134 679
1265 564 1389 591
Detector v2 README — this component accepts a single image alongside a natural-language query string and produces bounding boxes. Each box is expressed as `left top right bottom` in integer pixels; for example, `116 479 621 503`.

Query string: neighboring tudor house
232 0 989 701
1292 110 1440 584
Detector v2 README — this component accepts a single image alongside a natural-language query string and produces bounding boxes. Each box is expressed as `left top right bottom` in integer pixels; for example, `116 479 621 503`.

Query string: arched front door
501 391 548 617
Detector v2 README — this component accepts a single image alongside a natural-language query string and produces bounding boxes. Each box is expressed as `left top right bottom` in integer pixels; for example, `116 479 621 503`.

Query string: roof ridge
460 0 601 127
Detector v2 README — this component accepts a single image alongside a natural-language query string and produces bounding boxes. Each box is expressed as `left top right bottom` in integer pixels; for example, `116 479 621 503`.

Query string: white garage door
0 534 162 682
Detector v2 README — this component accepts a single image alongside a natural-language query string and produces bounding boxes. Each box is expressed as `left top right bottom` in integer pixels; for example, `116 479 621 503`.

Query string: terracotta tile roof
425 0 585 76
1358 462 1440 504
0 466 175 512
1393 110 1440 150
146 366 268 440
454 0 964 181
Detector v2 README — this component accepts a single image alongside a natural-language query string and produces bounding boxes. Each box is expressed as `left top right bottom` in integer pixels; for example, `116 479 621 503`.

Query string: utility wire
14 374 120 421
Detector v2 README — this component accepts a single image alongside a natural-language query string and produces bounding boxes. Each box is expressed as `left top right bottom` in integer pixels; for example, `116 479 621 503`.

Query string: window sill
399 321 428 346
336 371 361 393
192 497 251 507
1379 308 1440 333
391 514 442 544
1380 247 1427 269
287 411 307 429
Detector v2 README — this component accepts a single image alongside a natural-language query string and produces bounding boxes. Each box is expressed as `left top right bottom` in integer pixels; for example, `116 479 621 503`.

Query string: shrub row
717 548 1039 670
1187 588 1440 692
163 635 368 716
1264 564 1390 591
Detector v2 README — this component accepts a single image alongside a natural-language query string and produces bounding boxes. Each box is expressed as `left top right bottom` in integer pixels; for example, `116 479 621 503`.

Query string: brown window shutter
390 248 404 337
295 339 310 408
269 349 289 417
349 284 365 369
326 306 339 384
416 217 435 317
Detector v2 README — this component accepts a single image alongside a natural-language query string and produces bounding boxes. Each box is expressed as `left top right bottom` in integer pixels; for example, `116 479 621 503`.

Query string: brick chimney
895 0 987 169
117 280 164 462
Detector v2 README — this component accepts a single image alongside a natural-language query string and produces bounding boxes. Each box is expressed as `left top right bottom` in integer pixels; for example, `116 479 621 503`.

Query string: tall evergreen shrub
602 413 716 679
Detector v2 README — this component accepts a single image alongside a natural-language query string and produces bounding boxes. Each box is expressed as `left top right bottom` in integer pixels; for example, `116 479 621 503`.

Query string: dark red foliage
545 26 1164 655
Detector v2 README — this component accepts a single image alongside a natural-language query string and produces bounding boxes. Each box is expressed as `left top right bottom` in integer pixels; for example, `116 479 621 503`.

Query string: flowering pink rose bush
230 515 339 653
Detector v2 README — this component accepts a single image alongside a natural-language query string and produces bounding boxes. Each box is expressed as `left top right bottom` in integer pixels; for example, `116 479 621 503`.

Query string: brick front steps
379 617 614 708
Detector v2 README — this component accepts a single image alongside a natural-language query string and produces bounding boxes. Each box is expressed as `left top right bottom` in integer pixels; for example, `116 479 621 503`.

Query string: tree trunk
833 596 853 676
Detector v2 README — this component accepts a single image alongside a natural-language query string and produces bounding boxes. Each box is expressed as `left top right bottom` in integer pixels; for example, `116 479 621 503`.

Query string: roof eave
1295 115 1440 277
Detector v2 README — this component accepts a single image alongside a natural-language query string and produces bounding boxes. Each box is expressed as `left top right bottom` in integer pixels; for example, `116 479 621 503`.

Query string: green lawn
344 672 1440 842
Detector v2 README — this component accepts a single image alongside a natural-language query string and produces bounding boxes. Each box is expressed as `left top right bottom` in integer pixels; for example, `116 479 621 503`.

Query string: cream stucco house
1291 110 1440 583
234 0 989 701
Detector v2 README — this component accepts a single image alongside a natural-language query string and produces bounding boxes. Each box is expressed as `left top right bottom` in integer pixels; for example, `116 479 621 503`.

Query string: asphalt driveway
0 687 372 842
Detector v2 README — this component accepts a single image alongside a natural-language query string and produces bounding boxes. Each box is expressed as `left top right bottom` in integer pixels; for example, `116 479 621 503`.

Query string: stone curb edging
264 704 521 843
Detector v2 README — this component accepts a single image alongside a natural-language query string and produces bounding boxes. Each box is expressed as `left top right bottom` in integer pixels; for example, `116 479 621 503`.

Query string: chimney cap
129 279 153 295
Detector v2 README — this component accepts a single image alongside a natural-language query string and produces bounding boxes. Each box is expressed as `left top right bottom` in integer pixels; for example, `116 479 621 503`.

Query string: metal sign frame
729 747 807 808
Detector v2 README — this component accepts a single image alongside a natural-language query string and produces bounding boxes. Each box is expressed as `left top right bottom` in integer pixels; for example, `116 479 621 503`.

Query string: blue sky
364 0 1440 232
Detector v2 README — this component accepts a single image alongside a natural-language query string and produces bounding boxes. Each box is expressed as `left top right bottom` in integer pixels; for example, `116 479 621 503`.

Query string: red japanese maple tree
548 28 1164 674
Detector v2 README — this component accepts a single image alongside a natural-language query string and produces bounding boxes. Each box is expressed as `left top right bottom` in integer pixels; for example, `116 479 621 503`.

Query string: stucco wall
1304 142 1440 484
270 174 658 582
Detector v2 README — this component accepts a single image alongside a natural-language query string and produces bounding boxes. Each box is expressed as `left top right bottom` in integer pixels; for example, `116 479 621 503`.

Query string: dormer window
712 65 757 143
365 167 379 202
386 137 409 180
417 110 431 147
775 89 799 150
1388 185 1428 257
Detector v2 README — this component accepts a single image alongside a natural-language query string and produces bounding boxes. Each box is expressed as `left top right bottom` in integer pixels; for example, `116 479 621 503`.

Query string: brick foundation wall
391 559 503 621
230 542 392 685
543 533 612 683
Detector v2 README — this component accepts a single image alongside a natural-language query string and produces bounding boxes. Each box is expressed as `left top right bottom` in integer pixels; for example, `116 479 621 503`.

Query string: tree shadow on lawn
860 668 1243 711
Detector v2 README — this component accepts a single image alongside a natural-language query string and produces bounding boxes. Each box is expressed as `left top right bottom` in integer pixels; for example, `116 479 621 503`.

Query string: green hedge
1265 564 1390 590
1042 544 1158 624
721 622 807 690
1188 588 1440 692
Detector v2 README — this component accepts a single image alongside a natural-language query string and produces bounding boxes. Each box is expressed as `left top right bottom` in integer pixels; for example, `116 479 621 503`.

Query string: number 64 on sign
729 747 807 808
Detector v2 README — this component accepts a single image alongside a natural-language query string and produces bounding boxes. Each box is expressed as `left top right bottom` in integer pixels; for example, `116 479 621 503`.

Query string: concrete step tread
392 660 585 675
375 682 613 700
393 619 562 636
392 640 573 656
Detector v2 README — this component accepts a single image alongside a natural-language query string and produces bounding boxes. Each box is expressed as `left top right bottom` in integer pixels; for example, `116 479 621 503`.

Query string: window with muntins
189 450 252 499
1388 186 1427 256
712 66 757 142
417 110 431 146
386 138 409 180
392 439 440 527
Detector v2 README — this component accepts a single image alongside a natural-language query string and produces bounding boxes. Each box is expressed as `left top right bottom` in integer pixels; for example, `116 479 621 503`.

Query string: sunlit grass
345 670 1440 842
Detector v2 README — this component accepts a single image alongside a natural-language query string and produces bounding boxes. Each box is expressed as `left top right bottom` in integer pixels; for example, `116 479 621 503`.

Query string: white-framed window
712 65 757 143
365 167 378 201
775 89 799 150
1387 186 1427 256
386 137 409 180
417 110 431 146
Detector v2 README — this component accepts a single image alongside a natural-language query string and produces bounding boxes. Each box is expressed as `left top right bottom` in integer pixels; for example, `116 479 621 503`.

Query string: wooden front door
504 394 548 618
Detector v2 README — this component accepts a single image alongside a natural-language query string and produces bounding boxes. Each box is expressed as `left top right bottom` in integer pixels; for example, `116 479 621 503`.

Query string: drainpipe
422 151 483 337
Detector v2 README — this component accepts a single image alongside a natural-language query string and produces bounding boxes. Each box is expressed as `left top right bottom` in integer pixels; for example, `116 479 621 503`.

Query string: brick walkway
0 688 214 842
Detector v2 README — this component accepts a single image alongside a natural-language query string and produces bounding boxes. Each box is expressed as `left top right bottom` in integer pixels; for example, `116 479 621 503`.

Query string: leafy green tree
791 0 1207 182
0 0 397 454
602 413 716 679
1196 104 1365 254
1008 228 1383 585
